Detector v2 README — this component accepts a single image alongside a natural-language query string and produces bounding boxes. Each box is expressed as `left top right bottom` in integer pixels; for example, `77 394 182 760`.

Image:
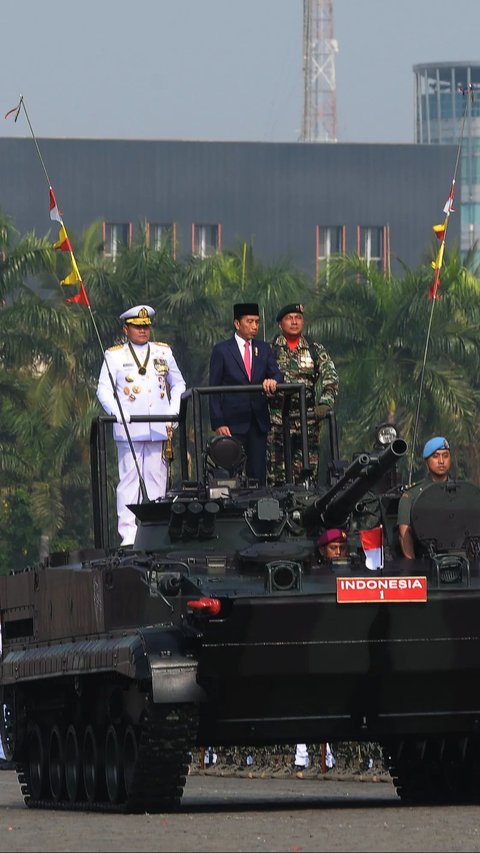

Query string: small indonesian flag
49 187 62 223
4 100 22 122
359 526 384 571
443 182 456 215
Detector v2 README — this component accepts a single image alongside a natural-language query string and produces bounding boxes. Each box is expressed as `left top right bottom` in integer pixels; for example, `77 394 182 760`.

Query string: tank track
16 702 199 813
382 735 480 804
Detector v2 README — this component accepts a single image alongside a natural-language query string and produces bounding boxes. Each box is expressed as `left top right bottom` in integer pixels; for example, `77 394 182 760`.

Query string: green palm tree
0 210 54 303
0 267 99 556
308 252 480 480
213 244 312 340
2 391 94 558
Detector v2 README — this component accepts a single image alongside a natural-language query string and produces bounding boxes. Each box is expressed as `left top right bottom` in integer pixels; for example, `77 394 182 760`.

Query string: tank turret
410 479 480 571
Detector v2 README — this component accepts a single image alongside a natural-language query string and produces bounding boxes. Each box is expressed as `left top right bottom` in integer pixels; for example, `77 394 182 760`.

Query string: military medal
128 342 150 376
125 374 134 383
123 387 130 395
154 358 168 375
158 372 166 399
132 385 141 394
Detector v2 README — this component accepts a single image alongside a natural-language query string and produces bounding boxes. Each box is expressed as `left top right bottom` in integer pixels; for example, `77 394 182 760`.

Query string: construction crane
300 0 338 142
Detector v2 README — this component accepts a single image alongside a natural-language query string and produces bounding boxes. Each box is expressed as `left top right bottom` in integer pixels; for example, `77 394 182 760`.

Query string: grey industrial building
0 137 459 278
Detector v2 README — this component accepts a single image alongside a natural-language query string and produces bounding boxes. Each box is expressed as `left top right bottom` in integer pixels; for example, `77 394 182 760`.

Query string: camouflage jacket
269 333 339 424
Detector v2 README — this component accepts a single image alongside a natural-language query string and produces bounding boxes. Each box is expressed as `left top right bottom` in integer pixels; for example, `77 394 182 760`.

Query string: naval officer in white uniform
96 304 186 546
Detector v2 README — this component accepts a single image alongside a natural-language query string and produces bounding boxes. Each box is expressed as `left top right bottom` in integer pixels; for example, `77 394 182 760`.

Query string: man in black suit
209 302 283 485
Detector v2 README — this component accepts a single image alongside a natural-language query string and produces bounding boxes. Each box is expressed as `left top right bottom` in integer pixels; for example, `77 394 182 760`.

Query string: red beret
317 528 347 547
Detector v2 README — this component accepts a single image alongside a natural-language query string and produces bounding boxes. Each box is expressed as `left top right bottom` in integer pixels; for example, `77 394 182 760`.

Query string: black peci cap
234 302 260 319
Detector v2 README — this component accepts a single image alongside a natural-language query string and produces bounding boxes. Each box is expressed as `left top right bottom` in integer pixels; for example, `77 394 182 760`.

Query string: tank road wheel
383 736 474 804
48 725 66 802
65 724 84 803
83 725 106 804
27 723 48 801
122 724 139 796
105 725 125 805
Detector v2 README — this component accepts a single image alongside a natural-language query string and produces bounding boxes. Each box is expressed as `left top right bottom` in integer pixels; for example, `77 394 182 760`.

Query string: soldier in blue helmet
397 436 452 559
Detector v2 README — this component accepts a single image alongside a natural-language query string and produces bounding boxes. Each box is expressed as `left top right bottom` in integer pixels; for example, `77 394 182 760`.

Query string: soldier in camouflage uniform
267 303 339 485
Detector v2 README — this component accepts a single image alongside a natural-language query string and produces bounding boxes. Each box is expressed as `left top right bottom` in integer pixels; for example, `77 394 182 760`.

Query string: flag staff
13 96 52 188
5 95 150 504
407 84 473 486
241 241 247 289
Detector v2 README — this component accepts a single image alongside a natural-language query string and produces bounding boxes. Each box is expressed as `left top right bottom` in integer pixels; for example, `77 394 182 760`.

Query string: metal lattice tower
300 0 338 142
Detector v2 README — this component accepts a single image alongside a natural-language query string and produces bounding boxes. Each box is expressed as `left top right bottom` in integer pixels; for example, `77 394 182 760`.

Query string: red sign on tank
336 576 427 604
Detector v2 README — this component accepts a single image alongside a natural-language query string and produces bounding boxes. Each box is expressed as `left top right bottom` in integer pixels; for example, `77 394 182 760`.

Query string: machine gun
302 438 408 532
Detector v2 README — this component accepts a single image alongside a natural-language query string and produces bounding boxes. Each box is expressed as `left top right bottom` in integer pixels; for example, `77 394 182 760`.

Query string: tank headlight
205 436 245 473
375 423 398 446
266 560 303 592
436 555 466 585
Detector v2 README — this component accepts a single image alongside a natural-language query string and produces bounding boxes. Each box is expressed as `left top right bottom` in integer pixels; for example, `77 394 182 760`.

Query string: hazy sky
1 0 479 144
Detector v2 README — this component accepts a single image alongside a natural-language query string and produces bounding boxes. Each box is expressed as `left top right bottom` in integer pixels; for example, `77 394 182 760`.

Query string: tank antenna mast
6 95 151 503
408 85 474 485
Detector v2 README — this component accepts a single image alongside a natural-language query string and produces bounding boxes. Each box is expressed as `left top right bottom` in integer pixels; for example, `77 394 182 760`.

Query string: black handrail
90 383 309 549
190 383 308 483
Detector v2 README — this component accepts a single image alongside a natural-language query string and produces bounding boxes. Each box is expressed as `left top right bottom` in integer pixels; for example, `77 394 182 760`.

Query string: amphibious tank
1 383 480 810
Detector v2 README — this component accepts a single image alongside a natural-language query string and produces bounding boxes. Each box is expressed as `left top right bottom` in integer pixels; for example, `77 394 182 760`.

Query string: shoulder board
107 344 124 352
153 341 171 348
305 337 327 356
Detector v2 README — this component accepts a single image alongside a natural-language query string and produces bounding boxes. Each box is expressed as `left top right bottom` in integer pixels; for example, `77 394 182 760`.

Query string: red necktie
243 340 252 380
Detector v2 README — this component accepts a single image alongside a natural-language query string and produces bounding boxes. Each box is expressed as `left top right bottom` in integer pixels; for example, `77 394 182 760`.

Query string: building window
148 223 176 256
357 226 389 272
316 225 345 280
103 222 132 259
192 223 221 258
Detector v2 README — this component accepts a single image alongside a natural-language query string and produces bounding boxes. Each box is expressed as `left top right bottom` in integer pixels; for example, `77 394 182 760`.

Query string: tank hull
3 401 480 808
3 550 480 809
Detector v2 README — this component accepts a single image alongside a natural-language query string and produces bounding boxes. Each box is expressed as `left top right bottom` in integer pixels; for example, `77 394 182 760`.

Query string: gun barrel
315 453 371 514
304 438 407 530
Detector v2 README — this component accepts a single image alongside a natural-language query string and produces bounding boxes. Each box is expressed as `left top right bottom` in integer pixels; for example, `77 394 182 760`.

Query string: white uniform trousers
116 440 167 545
294 743 309 768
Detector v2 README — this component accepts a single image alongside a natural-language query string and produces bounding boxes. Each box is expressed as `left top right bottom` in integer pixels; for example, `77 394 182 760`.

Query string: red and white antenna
300 0 338 142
